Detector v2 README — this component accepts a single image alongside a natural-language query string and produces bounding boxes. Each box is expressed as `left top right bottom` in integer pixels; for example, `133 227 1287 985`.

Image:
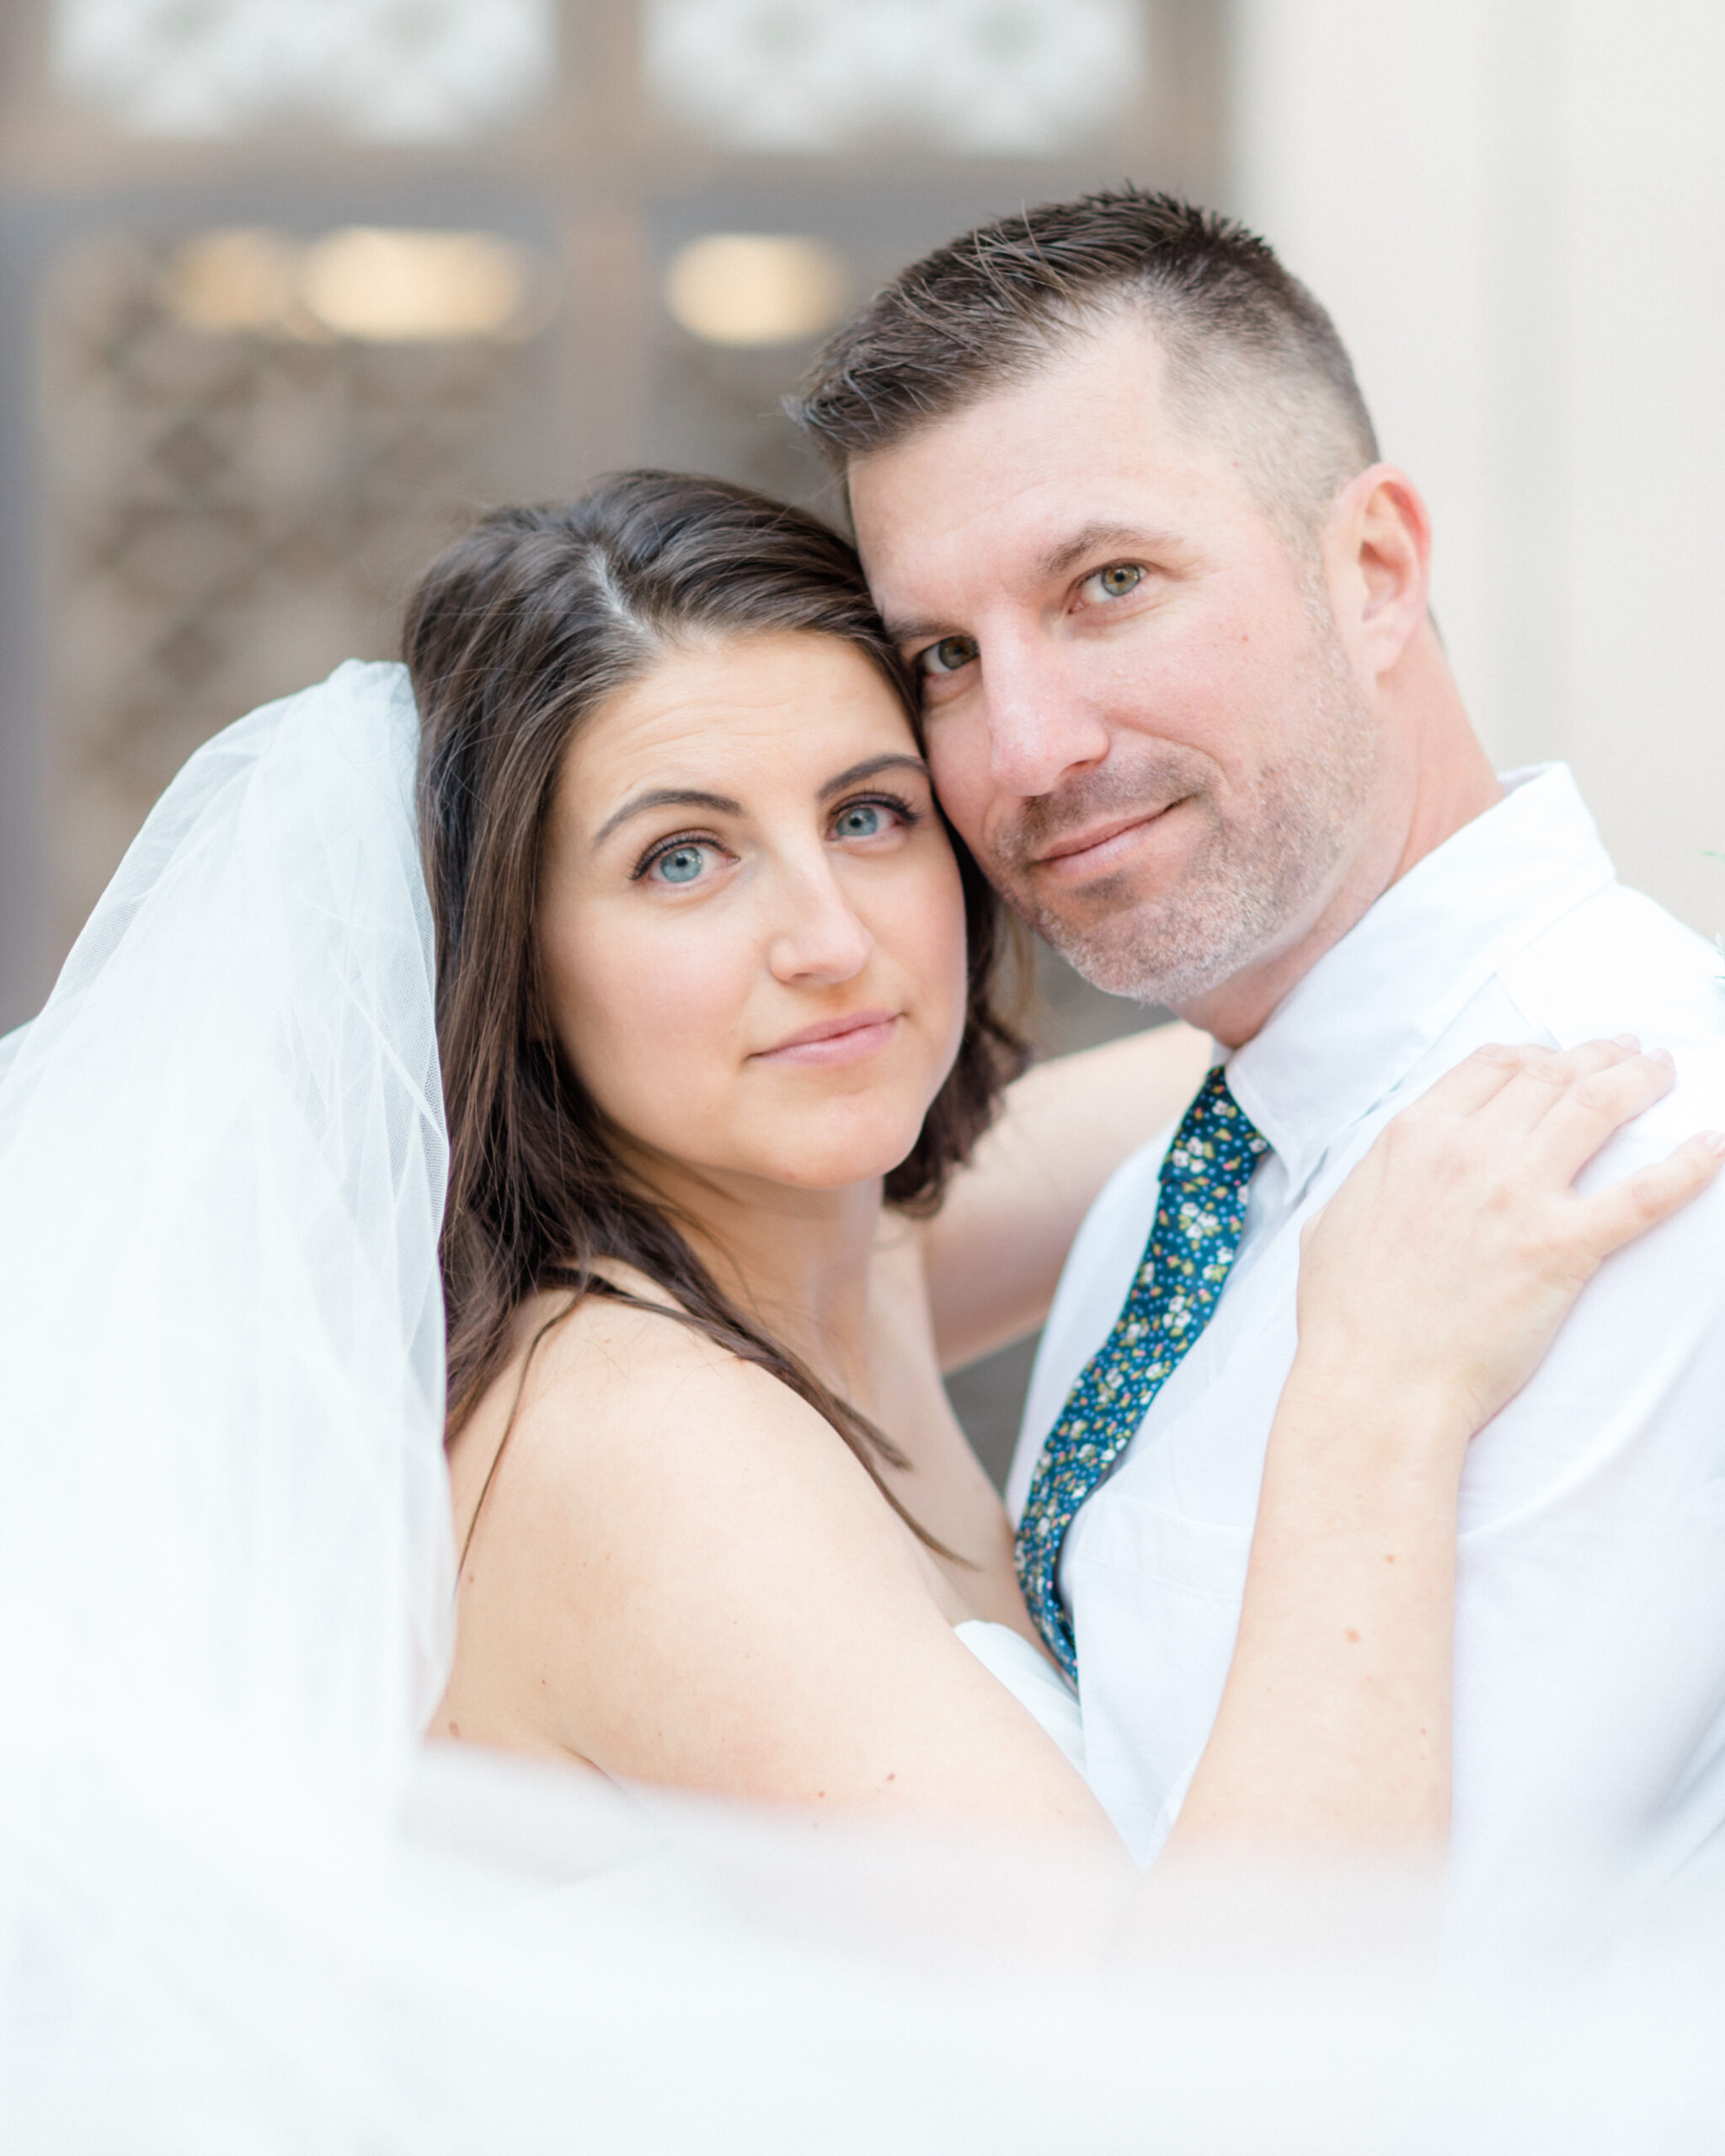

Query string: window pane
52 0 556 140
644 0 1147 157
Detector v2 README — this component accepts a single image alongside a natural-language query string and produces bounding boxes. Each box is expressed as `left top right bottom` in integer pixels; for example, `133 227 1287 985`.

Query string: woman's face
537 631 970 1198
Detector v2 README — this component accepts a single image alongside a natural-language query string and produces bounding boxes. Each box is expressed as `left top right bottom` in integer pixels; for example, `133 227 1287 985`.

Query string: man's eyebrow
879 611 953 646
591 787 743 847
881 524 1183 641
817 752 929 802
1037 520 1180 581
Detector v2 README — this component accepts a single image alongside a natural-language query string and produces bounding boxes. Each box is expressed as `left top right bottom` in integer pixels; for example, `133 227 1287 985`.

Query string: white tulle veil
0 662 450 1812
2 663 1723 2152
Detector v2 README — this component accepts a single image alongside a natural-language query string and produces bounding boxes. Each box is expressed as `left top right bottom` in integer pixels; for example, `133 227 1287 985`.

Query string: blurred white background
1233 0 1725 956
3 1 1720 1470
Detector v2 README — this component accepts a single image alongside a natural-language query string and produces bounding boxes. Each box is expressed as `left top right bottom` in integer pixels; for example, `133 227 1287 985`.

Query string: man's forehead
846 328 1240 574
850 445 1235 638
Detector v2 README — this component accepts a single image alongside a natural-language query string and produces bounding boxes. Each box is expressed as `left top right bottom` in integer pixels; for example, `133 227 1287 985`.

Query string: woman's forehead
566 631 917 805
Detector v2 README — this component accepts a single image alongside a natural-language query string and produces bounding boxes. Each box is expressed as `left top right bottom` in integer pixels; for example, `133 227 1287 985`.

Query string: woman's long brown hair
406 471 1027 1547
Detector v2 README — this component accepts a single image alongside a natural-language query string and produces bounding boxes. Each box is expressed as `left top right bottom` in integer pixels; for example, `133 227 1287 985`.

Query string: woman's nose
764 859 874 986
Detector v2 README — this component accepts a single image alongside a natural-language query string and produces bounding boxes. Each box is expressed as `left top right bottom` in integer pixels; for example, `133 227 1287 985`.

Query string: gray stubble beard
991 606 1382 1011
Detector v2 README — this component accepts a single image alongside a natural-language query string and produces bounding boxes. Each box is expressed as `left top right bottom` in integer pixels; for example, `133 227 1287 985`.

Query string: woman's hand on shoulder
1179 1040 1721 1852
1294 1038 1725 1453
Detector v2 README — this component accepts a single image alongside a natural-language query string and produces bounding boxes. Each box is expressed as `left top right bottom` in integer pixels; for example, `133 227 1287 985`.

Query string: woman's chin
738 1118 930 1196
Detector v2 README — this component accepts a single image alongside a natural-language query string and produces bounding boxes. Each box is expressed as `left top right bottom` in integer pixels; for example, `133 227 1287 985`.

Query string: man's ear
1327 463 1432 677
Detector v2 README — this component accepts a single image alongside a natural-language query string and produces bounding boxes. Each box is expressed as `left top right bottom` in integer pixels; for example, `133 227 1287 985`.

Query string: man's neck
1179 663 1503 1050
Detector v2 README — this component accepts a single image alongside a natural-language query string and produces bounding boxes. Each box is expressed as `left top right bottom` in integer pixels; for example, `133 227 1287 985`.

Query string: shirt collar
1222 765 1618 1190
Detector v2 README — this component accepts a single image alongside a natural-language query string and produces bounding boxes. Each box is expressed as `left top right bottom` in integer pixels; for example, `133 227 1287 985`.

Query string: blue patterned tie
1016 1066 1268 1681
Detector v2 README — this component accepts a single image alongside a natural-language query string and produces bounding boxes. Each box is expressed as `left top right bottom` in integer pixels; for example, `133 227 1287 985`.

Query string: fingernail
1706 1131 1725 1156
1652 1045 1676 1065
1612 1033 1641 1050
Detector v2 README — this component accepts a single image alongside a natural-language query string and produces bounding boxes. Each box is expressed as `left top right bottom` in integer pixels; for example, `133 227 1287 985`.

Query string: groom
792 189 1725 1876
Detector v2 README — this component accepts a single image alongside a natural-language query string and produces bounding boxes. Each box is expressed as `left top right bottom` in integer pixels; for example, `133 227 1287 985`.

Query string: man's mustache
989 750 1211 877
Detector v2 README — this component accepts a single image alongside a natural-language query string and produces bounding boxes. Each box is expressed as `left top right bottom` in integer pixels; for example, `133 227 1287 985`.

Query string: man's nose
765 856 874 986
977 638 1111 799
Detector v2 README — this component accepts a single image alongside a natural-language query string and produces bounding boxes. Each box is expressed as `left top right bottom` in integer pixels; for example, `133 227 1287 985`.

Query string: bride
411 470 1717 1853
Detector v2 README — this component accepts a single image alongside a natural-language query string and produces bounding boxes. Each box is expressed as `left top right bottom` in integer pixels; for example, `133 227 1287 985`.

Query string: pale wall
1231 0 1725 940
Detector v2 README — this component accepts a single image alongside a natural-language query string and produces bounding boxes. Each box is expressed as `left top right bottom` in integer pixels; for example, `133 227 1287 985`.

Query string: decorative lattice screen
643 0 1146 155
44 231 542 942
52 0 556 141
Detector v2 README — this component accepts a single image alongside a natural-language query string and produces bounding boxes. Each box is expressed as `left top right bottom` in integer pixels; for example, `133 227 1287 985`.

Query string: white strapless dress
954 1620 1086 1779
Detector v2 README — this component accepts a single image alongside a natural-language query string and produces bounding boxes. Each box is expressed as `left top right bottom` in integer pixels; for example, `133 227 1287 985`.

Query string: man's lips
1031 801 1183 880
752 1010 901 1067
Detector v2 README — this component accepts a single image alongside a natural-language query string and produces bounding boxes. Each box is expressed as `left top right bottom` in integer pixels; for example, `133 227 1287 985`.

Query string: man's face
847 312 1382 1012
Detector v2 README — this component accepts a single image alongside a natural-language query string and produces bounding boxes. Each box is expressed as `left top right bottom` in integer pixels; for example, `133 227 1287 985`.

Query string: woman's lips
753 1011 902 1067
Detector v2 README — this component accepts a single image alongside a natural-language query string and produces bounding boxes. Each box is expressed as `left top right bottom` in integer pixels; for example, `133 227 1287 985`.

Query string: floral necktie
1016 1066 1268 1682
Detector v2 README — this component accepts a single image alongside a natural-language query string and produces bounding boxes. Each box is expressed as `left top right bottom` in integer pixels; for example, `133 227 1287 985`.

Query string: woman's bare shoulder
479 1272 900 1549
444 1281 1110 1834
533 1267 783 1406
449 1274 938 1767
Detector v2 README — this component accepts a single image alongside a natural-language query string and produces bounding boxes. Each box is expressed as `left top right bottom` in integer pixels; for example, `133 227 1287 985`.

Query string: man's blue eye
835 803 884 838
655 844 706 883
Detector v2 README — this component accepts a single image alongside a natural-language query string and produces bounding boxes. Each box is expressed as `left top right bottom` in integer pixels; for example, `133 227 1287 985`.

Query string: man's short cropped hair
788 187 1380 547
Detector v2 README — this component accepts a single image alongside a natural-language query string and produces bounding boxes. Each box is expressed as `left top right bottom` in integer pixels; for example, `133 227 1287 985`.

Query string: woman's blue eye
834 803 884 839
654 843 708 883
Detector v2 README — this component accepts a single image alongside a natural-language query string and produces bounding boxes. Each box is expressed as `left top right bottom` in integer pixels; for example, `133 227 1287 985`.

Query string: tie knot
1163 1065 1268 1194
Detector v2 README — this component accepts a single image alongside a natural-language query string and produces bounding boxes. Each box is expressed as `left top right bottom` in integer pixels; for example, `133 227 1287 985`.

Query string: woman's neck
625 1150 887 1406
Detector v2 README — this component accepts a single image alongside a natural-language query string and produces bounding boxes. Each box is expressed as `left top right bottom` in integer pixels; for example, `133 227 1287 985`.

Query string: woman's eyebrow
591 787 742 847
817 752 929 802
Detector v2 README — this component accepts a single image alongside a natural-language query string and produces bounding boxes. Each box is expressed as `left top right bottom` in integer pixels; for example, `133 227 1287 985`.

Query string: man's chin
1033 899 1252 1009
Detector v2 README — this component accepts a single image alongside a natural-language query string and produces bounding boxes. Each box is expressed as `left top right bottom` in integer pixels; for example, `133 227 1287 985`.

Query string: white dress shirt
1008 767 1725 1881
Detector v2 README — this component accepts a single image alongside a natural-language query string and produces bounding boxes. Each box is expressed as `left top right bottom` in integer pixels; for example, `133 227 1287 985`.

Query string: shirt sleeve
1449 1045 1725 1874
